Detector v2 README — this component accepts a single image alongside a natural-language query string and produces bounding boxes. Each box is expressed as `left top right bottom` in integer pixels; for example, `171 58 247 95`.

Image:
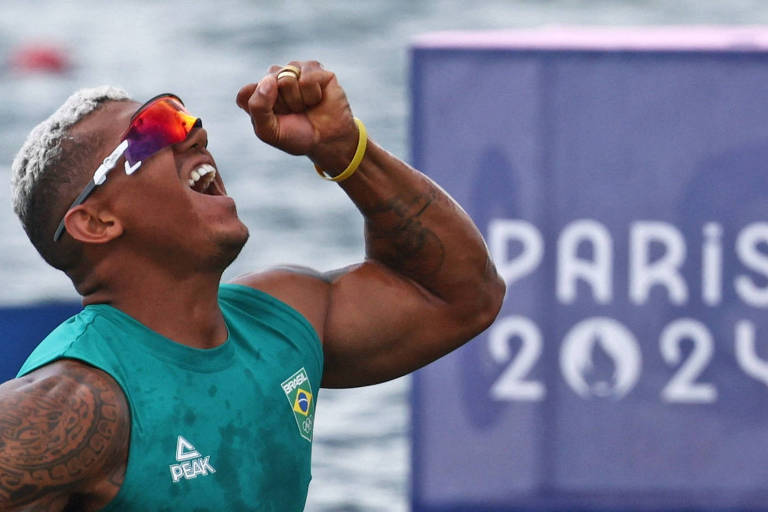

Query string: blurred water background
2 1 768 510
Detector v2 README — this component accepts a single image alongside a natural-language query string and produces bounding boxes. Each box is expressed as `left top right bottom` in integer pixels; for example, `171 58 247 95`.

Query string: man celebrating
0 61 504 511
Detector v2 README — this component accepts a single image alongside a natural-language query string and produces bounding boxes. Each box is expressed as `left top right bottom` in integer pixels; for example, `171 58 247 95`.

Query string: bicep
232 263 487 388
0 361 129 511
322 261 470 388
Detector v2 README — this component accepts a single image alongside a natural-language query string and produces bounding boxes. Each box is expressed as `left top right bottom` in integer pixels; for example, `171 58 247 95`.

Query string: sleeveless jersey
17 284 323 512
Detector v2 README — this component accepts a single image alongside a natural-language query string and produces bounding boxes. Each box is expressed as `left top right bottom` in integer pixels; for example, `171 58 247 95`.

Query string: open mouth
188 163 219 195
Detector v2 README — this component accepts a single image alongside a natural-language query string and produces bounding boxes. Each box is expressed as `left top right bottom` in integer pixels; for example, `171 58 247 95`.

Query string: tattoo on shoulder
0 363 129 509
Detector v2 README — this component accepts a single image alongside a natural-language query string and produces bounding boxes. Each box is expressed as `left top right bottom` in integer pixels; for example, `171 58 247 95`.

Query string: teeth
188 164 217 190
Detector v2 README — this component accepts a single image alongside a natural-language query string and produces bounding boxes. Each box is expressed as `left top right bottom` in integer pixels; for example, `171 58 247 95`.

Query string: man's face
73 99 250 272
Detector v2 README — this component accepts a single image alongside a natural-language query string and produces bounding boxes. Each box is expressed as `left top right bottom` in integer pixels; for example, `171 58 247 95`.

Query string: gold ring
276 65 300 81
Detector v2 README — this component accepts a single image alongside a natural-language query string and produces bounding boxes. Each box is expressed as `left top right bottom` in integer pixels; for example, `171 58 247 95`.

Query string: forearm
238 62 504 329
338 140 503 307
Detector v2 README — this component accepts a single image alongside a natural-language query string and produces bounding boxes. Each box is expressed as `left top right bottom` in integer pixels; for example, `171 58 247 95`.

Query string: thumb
236 82 258 111
240 76 280 145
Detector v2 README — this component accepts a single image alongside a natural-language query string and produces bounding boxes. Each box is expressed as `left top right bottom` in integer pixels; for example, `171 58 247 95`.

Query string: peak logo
560 317 642 399
169 435 216 483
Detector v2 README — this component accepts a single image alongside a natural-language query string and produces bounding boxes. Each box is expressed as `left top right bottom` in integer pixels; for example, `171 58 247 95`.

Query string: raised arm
0 360 129 511
235 61 505 387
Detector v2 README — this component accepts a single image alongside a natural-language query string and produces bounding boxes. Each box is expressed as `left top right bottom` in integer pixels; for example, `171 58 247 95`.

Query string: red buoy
10 43 71 74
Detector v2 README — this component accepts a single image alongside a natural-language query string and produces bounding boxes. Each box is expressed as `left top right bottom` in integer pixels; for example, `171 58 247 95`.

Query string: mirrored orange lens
123 96 200 165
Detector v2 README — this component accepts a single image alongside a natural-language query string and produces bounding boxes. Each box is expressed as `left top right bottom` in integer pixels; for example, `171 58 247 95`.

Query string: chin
212 224 250 271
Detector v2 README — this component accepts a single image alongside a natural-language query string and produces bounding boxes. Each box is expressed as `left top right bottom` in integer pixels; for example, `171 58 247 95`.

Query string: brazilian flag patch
281 368 315 442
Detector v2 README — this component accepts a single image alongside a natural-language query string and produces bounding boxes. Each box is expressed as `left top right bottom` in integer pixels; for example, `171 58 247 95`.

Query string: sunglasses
53 93 201 242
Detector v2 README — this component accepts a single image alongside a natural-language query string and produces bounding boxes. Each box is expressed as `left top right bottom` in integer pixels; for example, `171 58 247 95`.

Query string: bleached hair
10 85 131 270
11 85 130 225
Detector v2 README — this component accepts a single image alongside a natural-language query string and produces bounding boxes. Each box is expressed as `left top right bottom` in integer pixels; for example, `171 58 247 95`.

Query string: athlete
0 61 505 511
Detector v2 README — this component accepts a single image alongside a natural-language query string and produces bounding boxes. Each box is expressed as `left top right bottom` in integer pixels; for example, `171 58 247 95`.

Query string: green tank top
17 284 323 512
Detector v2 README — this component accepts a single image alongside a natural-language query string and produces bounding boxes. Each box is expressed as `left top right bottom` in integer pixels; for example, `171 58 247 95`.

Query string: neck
77 257 229 349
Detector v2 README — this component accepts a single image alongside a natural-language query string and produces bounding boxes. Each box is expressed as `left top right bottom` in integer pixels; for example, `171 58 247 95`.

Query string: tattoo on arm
365 185 446 278
0 364 128 510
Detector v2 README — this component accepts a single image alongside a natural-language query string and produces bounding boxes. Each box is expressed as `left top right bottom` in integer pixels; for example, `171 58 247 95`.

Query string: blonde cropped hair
10 86 131 269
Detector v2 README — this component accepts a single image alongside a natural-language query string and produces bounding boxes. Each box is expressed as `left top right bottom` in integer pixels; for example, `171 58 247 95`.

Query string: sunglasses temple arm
53 140 130 242
52 180 98 242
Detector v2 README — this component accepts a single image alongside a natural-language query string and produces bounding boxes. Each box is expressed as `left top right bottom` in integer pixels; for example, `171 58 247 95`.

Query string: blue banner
0 302 81 382
411 28 768 511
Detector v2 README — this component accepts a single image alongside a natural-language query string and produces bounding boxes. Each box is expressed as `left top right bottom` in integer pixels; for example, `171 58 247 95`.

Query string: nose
174 121 207 153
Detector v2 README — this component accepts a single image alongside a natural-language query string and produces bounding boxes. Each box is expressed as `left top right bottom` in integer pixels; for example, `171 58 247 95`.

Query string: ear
63 205 124 244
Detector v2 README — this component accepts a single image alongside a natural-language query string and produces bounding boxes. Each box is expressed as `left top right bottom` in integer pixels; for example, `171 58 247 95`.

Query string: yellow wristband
314 117 367 182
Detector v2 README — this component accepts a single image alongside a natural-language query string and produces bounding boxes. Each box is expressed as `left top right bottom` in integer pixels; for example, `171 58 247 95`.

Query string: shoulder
0 359 129 510
9 358 128 411
229 265 357 344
